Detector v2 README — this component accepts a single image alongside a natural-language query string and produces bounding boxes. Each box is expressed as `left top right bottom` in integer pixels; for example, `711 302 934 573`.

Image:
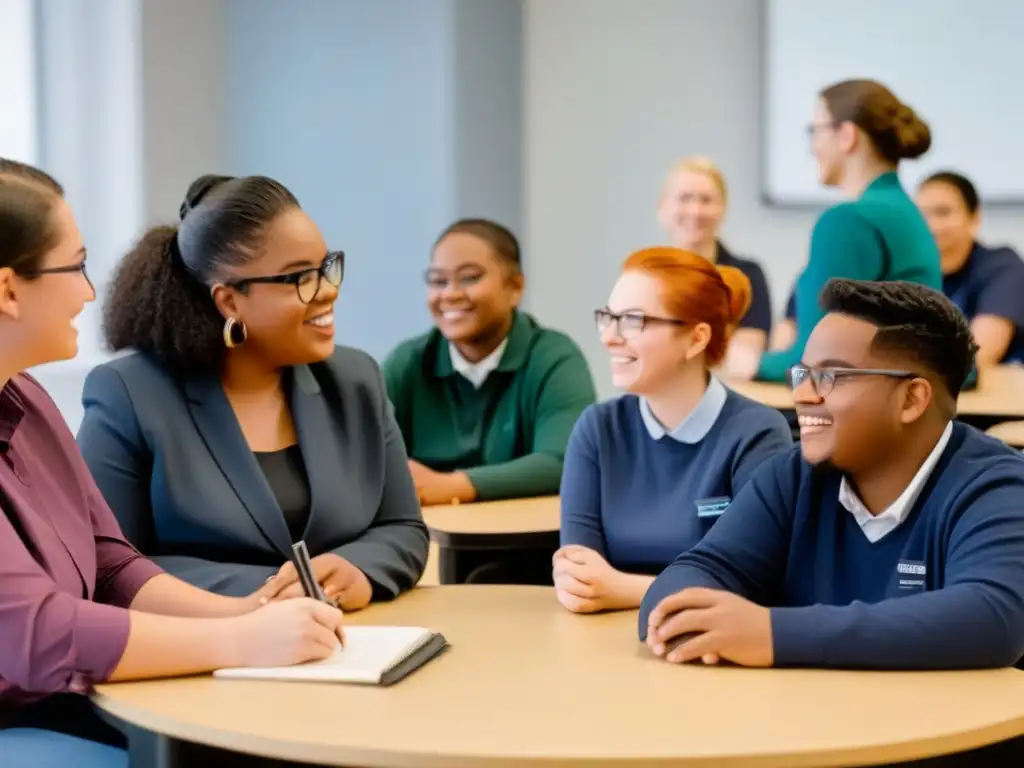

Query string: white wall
0 0 37 162
140 0 225 224
31 0 224 432
523 0 1024 398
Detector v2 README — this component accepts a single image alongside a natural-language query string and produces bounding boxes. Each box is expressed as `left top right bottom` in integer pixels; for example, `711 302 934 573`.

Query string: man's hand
408 460 476 506
258 553 373 612
646 587 773 667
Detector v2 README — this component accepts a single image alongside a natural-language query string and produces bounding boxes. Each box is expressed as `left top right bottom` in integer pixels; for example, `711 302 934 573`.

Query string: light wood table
93 586 1024 767
724 364 1024 420
422 496 561 584
986 420 1024 447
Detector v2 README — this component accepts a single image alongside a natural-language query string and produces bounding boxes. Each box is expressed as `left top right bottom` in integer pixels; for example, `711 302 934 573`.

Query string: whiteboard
763 0 1024 205
0 0 37 163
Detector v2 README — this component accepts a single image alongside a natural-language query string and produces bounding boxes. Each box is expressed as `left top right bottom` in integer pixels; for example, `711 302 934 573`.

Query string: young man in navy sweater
641 279 1024 674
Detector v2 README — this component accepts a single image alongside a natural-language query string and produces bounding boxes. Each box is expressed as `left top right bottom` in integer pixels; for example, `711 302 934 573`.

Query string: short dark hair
0 158 65 275
821 278 976 400
103 174 299 373
820 79 931 165
435 218 521 273
920 170 980 214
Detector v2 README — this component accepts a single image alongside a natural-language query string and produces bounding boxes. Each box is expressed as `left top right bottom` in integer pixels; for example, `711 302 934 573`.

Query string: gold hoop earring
223 317 247 348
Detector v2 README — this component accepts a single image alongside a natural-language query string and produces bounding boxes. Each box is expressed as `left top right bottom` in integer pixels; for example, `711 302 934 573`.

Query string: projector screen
0 0 37 163
763 0 1024 206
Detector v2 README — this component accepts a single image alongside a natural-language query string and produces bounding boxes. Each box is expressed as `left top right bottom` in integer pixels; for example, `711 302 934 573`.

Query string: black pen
291 541 346 647
290 540 328 602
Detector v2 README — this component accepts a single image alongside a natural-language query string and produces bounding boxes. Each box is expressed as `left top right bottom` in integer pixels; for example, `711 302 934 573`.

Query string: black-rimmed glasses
594 308 685 340
20 259 94 292
787 364 916 397
227 250 345 304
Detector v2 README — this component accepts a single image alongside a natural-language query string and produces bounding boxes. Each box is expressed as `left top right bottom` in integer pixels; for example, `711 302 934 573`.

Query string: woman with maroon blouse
0 159 344 766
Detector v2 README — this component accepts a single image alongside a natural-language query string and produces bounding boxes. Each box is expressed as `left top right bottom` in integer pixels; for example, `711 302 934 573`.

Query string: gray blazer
76 347 428 599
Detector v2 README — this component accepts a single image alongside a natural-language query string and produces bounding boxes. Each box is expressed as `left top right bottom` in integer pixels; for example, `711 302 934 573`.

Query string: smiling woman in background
383 219 596 509
77 175 428 604
916 170 1024 366
747 79 942 382
658 157 774 373
0 162 344 766
554 247 791 614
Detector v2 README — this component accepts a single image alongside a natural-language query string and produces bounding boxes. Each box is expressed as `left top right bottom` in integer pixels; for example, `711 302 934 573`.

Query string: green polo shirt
759 172 942 381
382 312 597 501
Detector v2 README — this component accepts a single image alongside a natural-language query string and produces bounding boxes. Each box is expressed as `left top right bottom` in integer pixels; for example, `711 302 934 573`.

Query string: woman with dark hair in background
77 175 428 604
383 218 596 583
0 163 343 766
383 219 596 507
917 170 1024 366
735 79 942 381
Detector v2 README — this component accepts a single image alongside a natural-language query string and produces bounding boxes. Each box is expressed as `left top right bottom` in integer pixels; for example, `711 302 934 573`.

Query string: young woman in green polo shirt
731 79 942 382
383 219 597 511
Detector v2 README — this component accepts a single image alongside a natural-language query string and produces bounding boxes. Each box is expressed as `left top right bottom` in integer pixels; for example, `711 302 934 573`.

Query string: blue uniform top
943 242 1024 364
560 378 793 574
641 423 1024 670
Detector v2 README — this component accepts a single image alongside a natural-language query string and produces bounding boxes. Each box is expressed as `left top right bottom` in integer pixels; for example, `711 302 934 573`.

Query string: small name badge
696 497 731 518
897 559 927 590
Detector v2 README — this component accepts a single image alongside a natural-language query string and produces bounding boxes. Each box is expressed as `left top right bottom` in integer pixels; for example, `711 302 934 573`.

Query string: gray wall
28 0 1024 423
141 0 225 223
523 0 1024 398
223 0 522 359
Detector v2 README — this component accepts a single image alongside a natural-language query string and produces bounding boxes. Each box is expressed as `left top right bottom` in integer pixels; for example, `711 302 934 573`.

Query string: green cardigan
759 172 942 381
382 312 596 501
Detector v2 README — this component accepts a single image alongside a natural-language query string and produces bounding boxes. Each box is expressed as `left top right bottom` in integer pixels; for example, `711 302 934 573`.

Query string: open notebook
214 626 449 686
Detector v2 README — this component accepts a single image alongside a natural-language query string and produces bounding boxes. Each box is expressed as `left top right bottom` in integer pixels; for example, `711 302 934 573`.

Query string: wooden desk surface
94 586 1024 767
423 495 560 537
987 420 1024 447
724 364 1024 418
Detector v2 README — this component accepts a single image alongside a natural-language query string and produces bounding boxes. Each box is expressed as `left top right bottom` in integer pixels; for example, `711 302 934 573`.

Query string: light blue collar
639 376 727 444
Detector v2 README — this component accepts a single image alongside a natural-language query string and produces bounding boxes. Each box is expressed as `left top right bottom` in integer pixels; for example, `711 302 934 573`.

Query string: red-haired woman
553 247 793 614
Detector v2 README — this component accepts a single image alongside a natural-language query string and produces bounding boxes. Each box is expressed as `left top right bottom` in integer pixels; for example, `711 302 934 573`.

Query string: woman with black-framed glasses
555 247 792 615
0 162 351 767
77 174 428 612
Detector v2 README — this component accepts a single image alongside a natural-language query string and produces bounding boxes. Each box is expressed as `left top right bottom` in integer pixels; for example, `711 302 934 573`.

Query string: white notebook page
213 626 434 685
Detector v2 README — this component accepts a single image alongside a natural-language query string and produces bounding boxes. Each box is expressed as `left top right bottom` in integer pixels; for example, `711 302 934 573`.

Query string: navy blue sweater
560 389 792 574
639 423 1024 669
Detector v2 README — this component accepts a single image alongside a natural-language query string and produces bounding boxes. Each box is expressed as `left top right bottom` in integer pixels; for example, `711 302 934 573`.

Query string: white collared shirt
838 422 953 543
449 338 508 389
638 376 728 444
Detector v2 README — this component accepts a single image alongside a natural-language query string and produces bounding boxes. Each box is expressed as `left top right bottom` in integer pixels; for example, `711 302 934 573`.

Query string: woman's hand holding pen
225 598 345 668
259 553 373 612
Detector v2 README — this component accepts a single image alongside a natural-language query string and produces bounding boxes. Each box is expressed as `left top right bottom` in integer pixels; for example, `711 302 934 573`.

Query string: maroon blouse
0 374 162 715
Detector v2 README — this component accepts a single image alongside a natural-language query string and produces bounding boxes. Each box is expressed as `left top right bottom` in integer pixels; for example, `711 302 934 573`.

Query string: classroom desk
421 496 560 584
724 364 1024 421
93 585 1024 767
986 420 1024 447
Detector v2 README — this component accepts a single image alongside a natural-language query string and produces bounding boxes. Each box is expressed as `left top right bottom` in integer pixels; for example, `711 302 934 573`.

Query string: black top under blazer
76 346 429 599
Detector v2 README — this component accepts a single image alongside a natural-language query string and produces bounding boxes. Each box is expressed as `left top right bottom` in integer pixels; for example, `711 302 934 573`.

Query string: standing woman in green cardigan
738 79 942 382
383 219 597 508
